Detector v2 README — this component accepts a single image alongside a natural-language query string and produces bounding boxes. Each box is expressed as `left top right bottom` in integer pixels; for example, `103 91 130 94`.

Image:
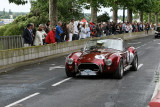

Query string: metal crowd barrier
0 35 24 50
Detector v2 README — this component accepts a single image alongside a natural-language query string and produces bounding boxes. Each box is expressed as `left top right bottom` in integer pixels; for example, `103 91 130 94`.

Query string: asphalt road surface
1 35 160 107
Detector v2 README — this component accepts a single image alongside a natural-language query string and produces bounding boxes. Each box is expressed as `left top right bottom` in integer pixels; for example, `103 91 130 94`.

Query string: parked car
65 38 138 79
155 26 160 38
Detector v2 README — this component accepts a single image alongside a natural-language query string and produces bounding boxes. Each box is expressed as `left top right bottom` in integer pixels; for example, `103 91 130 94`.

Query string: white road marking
136 46 141 49
138 64 143 70
51 64 56 66
157 43 160 45
5 93 40 107
52 78 72 87
128 42 141 44
49 66 65 71
38 77 56 86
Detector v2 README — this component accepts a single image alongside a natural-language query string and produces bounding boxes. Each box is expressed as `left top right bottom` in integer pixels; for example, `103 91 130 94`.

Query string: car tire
65 69 76 77
115 59 124 79
155 35 158 38
131 54 138 71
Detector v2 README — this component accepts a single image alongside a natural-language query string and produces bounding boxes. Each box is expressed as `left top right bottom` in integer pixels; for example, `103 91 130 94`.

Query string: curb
149 91 160 107
149 64 160 107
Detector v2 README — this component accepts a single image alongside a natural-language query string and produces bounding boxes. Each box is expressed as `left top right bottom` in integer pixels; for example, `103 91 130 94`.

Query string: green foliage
0 0 84 36
97 12 110 23
0 24 10 36
8 0 27 5
3 24 23 36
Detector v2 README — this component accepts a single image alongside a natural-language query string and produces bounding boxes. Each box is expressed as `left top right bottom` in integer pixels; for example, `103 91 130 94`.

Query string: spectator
145 23 150 34
56 21 63 43
68 19 75 41
132 22 136 32
80 23 87 39
137 23 140 32
112 23 116 35
45 20 51 34
62 23 69 42
116 23 120 34
105 22 109 36
119 24 123 34
34 24 46 46
45 26 56 44
129 23 133 33
30 23 36 46
126 23 130 33
77 23 81 40
23 24 33 47
86 24 91 38
96 24 100 37
122 22 126 33
73 21 79 40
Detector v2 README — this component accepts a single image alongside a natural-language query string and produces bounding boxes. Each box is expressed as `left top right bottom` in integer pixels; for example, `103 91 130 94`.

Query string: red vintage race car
65 38 138 79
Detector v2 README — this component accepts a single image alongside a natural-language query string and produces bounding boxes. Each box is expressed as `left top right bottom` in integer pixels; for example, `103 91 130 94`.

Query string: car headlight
105 59 112 66
67 58 74 65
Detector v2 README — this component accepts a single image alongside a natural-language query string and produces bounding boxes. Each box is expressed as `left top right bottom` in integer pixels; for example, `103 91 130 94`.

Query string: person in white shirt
73 21 79 40
126 23 130 33
80 23 87 39
86 24 91 38
34 24 47 46
129 23 133 33
68 19 74 41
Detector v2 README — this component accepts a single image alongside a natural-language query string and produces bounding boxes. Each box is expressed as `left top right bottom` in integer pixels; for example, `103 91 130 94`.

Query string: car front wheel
65 69 76 77
131 54 138 71
115 59 124 79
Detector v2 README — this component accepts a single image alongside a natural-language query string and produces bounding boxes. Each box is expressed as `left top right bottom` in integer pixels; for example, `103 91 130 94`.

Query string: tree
49 0 57 27
8 0 27 5
79 0 107 23
152 0 160 25
97 12 110 23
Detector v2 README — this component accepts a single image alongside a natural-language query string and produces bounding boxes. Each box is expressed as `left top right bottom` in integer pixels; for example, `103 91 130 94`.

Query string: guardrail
0 35 24 50
0 31 154 66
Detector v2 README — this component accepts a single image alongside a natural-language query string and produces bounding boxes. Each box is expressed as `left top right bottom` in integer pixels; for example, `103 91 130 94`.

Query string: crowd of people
22 19 153 47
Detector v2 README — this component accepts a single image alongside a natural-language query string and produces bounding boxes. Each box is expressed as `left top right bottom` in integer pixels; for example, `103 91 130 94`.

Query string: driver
96 40 105 49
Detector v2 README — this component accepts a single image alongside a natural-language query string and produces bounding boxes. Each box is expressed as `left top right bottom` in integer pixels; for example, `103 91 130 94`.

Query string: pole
123 7 125 23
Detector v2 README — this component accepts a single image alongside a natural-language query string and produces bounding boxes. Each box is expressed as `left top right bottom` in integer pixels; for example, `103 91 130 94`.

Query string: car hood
77 49 119 64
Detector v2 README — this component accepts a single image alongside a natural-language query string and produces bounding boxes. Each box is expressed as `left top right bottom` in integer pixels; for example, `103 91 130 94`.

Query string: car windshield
84 39 123 51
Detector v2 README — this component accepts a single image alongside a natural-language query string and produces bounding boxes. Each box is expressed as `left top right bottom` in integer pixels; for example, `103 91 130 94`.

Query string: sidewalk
149 62 160 107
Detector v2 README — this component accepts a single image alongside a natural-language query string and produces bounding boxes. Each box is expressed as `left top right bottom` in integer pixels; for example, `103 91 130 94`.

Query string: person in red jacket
45 26 56 44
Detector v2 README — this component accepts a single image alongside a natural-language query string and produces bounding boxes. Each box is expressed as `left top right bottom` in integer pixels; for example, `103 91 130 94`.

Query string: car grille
78 63 100 71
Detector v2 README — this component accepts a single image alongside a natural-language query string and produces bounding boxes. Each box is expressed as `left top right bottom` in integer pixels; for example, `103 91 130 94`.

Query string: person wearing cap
33 24 47 46
96 41 105 49
23 24 33 47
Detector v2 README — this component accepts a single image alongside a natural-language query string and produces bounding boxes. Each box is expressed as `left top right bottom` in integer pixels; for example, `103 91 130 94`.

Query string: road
0 35 159 107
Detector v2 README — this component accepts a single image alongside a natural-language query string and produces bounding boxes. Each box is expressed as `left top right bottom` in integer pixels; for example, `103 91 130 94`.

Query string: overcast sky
0 0 126 16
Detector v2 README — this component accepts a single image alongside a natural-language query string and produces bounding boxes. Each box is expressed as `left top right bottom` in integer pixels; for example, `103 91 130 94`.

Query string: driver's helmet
97 40 104 48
